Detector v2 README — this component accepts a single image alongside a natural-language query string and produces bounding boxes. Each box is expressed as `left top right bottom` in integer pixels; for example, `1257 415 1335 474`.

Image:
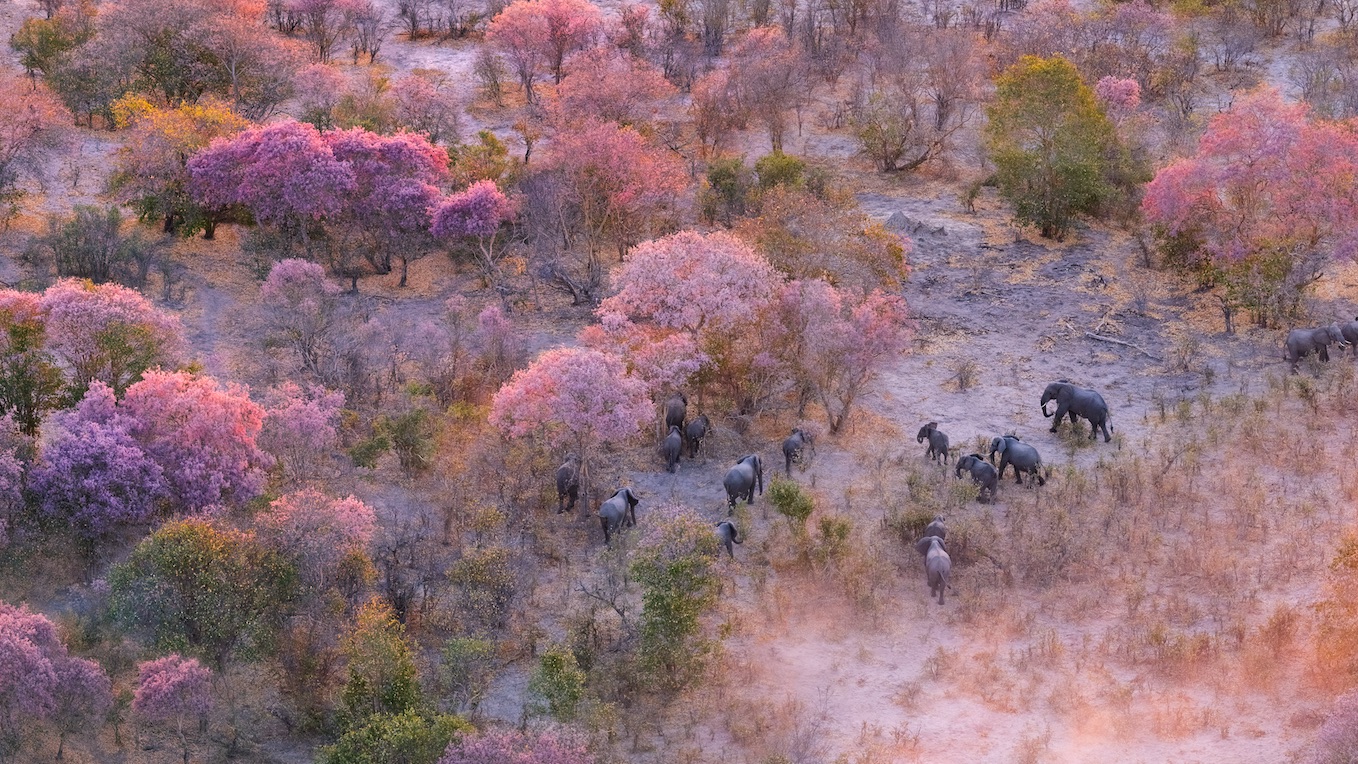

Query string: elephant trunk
1041 402 1053 418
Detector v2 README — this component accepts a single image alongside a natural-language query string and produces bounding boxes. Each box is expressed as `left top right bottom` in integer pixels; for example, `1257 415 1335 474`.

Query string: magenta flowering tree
260 258 343 374
801 286 909 433
51 656 113 759
120 370 271 511
438 728 595 764
552 47 677 128
30 385 165 544
0 601 110 760
431 180 517 285
38 279 185 398
1142 87 1358 326
134 654 213 764
260 382 345 481
490 348 650 508
254 489 376 593
487 0 604 102
189 119 355 255
324 128 450 286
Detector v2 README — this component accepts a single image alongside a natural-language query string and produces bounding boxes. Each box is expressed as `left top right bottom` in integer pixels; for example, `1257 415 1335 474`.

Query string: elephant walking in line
923 517 947 541
782 428 814 476
662 425 682 473
989 435 1048 486
914 535 952 605
685 415 710 458
555 455 579 514
716 520 742 558
1040 380 1113 442
724 455 764 513
598 487 639 545
916 422 949 463
664 392 688 432
955 454 998 503
1285 324 1351 372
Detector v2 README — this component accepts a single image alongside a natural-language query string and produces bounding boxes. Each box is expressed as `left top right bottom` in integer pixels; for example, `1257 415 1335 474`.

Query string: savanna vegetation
0 0 1355 761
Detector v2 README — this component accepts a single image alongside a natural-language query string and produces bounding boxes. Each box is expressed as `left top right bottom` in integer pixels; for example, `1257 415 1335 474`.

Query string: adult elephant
598 487 639 545
662 425 682 473
916 422 949 464
555 455 579 514
716 520 742 559
684 415 710 459
1340 318 1358 357
988 435 1047 486
923 517 946 541
1285 324 1350 372
723 455 764 512
782 428 814 476
1040 380 1113 442
664 392 688 432
955 454 998 503
914 535 952 605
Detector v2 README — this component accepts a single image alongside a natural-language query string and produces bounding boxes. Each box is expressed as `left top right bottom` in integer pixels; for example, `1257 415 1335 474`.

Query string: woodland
1 0 1358 762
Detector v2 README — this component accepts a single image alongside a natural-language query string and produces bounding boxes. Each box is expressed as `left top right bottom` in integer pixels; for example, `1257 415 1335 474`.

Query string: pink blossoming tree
255 489 376 593
487 0 604 102
260 259 343 374
431 180 517 286
260 382 345 481
438 728 595 764
134 654 213 764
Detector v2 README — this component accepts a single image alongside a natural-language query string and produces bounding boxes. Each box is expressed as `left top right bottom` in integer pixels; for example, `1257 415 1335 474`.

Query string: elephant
662 425 682 473
724 455 764 512
1285 324 1351 372
923 517 947 541
664 392 688 432
555 455 579 514
913 535 952 605
716 520 742 558
1040 380 1113 442
988 435 1048 486
955 454 998 503
916 422 949 464
684 415 710 458
1341 318 1358 357
598 487 639 545
782 428 814 476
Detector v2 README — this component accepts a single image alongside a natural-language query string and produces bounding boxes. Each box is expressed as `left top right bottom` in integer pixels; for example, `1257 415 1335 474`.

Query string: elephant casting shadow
724 455 764 513
598 487 639 545
1041 380 1112 442
1285 324 1350 373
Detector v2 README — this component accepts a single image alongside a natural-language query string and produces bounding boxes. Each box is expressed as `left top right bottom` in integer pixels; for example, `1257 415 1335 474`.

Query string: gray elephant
724 455 764 513
1040 380 1113 442
598 487 639 545
662 425 682 473
989 435 1047 486
913 535 952 605
916 422 949 463
782 428 814 476
923 517 947 541
1285 324 1351 372
555 455 579 514
716 520 742 559
685 415 710 458
1341 318 1358 357
955 454 998 503
664 392 688 432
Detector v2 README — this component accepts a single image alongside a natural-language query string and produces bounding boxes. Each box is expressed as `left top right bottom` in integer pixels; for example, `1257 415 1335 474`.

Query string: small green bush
768 477 814 527
319 709 470 764
527 643 587 722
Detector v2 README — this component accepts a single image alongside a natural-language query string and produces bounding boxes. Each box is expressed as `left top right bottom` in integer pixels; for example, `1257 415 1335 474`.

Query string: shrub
322 709 471 764
768 477 815 528
527 643 586 722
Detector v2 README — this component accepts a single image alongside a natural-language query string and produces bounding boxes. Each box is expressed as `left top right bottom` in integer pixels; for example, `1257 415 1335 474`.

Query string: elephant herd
922 381 1112 506
556 382 1113 604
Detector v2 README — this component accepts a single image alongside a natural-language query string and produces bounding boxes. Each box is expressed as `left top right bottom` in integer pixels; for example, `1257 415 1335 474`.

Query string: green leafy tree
340 598 422 726
321 709 470 764
629 504 722 692
527 644 586 721
108 518 299 669
984 55 1134 240
0 294 61 436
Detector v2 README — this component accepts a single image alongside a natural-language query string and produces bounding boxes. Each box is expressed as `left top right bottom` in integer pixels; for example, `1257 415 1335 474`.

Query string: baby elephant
922 516 946 541
715 520 742 559
955 454 998 503
916 422 949 464
782 428 814 476
988 435 1048 486
914 535 952 605
1285 324 1351 373
598 487 639 545
662 425 682 473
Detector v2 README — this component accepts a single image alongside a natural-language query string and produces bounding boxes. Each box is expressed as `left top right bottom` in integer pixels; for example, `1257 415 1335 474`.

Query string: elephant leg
601 518 611 545
1035 469 1045 487
1089 420 1098 440
1051 405 1068 432
1321 346 1331 363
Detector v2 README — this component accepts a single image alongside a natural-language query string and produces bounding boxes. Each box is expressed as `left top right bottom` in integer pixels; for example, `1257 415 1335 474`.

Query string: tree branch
1084 332 1163 362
